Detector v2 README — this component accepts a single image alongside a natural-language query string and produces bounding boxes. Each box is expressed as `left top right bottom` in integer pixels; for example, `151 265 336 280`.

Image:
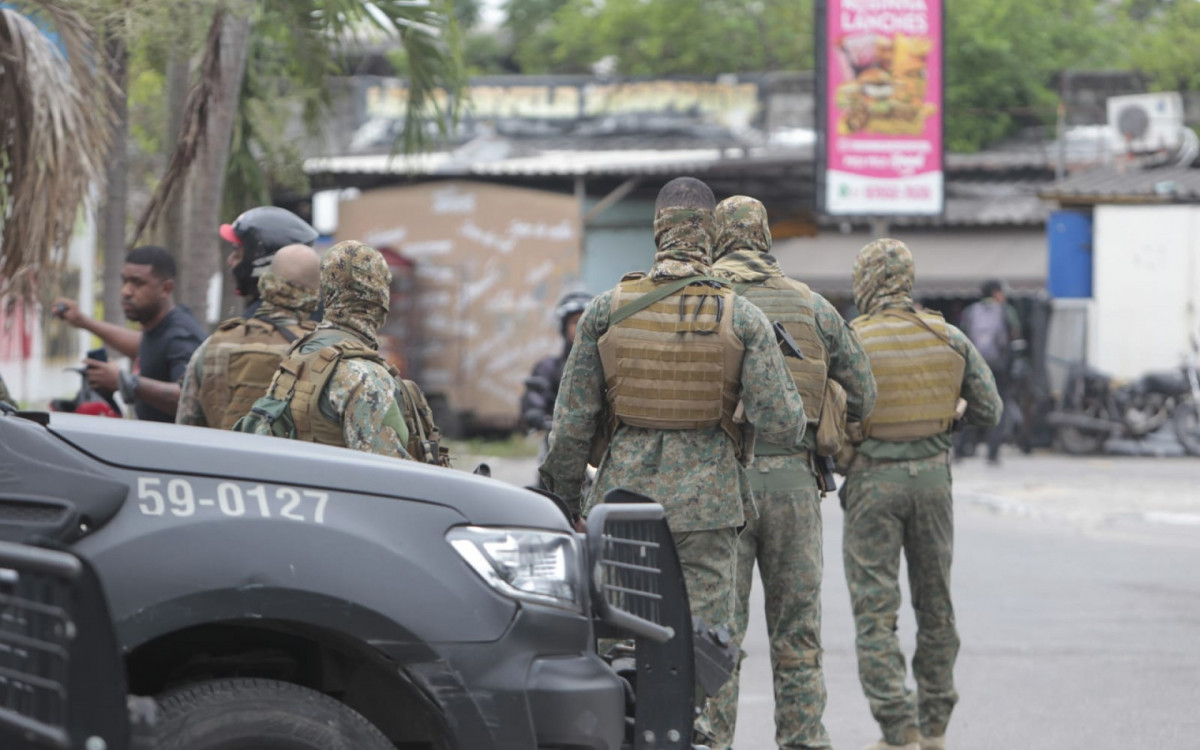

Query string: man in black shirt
53 246 206 421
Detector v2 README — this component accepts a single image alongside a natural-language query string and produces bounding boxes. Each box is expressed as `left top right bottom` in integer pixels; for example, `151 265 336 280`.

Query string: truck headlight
447 527 580 610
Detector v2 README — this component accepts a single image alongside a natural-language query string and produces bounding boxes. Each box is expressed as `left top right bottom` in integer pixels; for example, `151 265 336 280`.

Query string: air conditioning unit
1106 92 1185 154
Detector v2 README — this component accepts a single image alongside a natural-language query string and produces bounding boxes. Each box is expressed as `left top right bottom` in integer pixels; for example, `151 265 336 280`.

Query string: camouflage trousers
672 526 739 740
841 452 959 746
709 455 831 750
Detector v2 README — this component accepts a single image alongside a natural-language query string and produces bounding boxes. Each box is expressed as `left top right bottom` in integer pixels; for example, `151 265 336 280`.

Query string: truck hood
40 412 569 530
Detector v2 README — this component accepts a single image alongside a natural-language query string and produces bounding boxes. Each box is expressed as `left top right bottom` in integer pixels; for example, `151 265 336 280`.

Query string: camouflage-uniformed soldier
177 244 321 428
239 241 428 460
709 197 876 750
538 177 806 738
842 239 1002 750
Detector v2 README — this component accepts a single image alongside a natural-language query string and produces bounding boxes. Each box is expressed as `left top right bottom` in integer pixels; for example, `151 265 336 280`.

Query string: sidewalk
951 450 1200 526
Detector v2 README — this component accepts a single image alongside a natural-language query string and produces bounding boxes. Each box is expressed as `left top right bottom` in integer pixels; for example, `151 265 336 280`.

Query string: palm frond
0 0 114 307
278 0 464 154
129 5 225 245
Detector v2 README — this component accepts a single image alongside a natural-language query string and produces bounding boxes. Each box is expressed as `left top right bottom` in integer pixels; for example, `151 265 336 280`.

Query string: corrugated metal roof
1039 166 1200 202
304 146 811 178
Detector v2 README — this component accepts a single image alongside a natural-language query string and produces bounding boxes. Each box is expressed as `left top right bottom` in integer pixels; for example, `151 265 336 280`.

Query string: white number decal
217 482 246 517
167 478 195 517
247 485 270 517
135 477 334 524
277 488 304 521
137 477 165 516
304 491 329 525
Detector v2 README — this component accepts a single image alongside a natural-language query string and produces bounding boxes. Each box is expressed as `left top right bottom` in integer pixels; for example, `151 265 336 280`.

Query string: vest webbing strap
257 315 300 344
882 309 956 349
609 275 730 327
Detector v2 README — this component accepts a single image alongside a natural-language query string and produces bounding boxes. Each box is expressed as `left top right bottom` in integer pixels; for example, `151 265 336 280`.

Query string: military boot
919 734 946 750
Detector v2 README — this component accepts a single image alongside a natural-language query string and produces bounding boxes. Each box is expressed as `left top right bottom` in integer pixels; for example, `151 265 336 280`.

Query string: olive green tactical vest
737 277 828 422
597 274 745 448
851 309 965 441
199 316 316 430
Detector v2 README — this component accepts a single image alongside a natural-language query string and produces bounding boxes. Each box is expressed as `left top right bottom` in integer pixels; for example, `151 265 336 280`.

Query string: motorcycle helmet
554 290 593 337
220 207 318 299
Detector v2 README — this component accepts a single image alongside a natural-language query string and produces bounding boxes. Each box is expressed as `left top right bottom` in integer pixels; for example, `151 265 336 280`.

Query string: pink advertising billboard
816 0 944 215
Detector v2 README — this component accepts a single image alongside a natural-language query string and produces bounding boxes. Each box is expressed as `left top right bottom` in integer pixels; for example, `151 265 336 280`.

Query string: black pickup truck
0 409 717 750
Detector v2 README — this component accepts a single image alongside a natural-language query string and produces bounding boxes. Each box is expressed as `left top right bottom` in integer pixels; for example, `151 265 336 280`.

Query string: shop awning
772 229 1047 299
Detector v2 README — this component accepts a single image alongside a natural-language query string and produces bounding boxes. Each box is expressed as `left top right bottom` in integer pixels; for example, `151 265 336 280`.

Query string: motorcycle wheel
1056 425 1105 455
1054 399 1107 455
1172 400 1200 456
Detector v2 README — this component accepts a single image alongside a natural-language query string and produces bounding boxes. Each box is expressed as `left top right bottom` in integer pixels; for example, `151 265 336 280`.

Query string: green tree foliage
1122 0 1200 92
943 0 1122 152
508 0 813 75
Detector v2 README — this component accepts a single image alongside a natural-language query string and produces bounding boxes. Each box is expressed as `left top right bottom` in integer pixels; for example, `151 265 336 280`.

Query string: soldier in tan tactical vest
708 197 876 750
842 239 1001 750
235 241 447 465
177 244 321 429
539 177 806 743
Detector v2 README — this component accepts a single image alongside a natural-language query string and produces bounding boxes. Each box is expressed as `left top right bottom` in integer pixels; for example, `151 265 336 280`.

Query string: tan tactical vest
851 309 966 440
263 330 449 465
264 330 389 447
597 274 744 449
199 316 316 429
737 277 829 422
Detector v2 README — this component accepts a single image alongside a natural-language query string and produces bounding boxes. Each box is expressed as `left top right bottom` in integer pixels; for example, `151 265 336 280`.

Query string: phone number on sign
136 477 330 524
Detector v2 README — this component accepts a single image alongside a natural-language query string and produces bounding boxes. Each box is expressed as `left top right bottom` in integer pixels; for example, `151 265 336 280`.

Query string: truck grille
0 545 80 749
598 519 664 627
586 502 676 643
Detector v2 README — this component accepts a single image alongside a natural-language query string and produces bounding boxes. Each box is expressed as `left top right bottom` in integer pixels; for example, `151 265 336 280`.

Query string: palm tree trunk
99 34 127 325
161 51 191 259
180 7 252 324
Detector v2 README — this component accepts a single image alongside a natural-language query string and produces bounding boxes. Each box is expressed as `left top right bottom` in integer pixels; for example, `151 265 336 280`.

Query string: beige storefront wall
336 180 581 431
773 228 1046 300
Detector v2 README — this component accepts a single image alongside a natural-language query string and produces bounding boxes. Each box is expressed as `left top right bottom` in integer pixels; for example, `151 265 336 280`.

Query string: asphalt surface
731 481 1200 750
472 448 1200 750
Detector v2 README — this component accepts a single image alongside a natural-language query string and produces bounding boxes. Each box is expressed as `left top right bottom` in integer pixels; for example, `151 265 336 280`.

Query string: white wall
1091 205 1200 379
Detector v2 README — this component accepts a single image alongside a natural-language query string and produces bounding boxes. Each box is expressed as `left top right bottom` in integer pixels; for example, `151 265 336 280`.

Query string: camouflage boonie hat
714 196 771 259
853 238 915 314
321 241 392 337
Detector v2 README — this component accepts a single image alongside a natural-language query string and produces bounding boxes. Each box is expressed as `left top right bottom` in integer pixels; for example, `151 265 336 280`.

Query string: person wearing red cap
220 206 319 319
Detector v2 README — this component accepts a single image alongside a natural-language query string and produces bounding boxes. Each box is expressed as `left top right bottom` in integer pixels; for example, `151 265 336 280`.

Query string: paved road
732 499 1200 750
465 449 1200 749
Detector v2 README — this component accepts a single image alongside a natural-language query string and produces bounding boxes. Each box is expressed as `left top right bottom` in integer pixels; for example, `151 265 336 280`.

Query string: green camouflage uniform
247 241 413 459
538 205 806 736
709 197 877 750
843 239 1001 746
177 272 319 427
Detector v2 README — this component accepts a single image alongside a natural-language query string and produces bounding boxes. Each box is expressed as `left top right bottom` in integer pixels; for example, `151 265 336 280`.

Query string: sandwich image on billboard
817 0 944 216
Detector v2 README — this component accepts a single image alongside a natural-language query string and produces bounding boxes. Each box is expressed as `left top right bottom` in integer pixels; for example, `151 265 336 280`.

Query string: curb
958 491 1200 528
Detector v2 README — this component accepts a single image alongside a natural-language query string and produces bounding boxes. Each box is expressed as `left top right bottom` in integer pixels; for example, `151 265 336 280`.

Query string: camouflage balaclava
712 196 781 282
853 238 916 316
320 241 392 348
650 207 714 281
255 272 319 322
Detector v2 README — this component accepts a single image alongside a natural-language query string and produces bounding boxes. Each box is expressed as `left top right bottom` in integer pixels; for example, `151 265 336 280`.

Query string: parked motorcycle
1048 340 1200 456
1171 335 1200 455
